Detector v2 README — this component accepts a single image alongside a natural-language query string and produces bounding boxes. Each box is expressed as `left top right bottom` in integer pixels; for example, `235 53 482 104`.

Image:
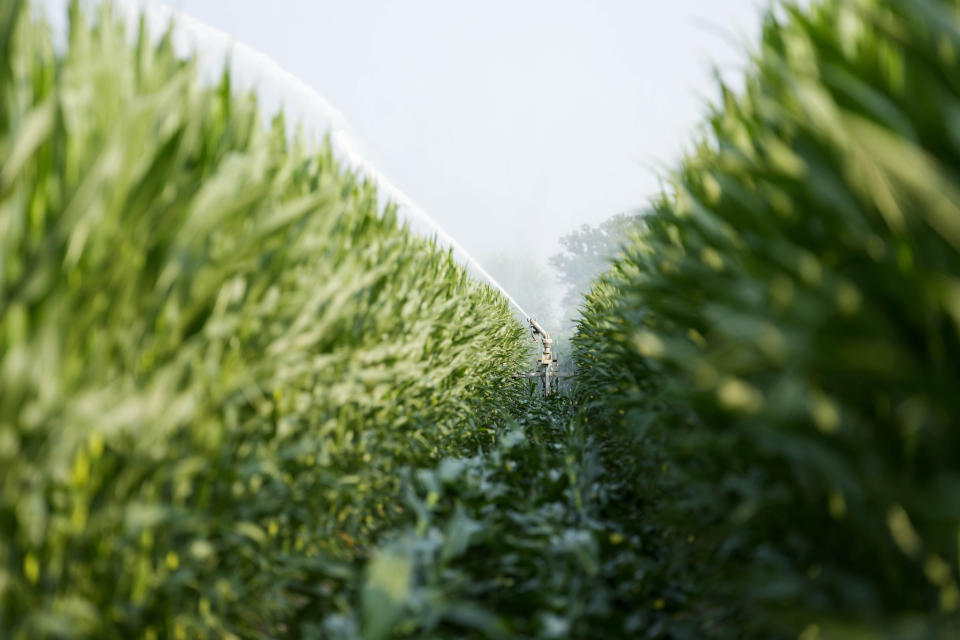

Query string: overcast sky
144 0 767 260
34 0 769 280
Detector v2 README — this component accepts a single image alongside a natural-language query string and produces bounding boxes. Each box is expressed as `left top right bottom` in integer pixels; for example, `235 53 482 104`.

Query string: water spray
104 0 531 320
101 0 558 391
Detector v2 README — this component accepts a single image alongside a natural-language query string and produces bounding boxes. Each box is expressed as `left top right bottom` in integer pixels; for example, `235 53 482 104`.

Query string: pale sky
34 0 770 307
153 0 767 260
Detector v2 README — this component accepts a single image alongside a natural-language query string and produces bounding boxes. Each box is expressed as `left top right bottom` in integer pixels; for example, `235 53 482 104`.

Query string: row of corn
0 2 529 637
574 0 960 636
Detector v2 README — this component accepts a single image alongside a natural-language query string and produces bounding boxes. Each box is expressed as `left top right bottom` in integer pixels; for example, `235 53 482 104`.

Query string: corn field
4 0 960 638
575 0 960 636
0 2 529 636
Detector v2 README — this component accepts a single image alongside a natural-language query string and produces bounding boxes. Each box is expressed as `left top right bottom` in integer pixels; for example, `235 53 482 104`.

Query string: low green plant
330 394 683 640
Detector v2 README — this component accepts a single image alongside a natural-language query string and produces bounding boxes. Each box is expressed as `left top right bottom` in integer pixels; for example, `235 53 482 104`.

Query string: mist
125 0 766 314
31 0 769 326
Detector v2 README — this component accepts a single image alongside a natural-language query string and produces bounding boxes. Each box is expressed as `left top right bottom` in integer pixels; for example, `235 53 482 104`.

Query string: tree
549 211 645 326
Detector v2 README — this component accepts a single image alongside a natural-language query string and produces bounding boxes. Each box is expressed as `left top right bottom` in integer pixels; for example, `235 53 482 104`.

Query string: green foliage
327 395 686 640
549 211 644 327
0 2 529 637
575 0 960 636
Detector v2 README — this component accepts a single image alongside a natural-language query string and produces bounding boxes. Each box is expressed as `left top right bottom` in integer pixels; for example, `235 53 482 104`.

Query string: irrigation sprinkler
527 318 559 396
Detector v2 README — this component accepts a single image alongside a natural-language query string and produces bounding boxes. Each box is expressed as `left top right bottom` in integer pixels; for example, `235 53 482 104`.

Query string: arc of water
103 0 531 320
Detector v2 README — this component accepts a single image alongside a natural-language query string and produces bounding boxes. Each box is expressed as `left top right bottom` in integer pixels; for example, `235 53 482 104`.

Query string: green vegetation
0 2 529 636
319 396 656 639
8 0 960 637
549 211 644 329
574 0 960 636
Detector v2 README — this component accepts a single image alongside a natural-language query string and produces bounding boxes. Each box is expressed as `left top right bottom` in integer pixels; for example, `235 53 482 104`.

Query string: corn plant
575 0 960 636
0 2 529 637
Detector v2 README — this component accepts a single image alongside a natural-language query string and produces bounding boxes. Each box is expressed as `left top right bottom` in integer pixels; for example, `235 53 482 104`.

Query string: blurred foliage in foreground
0 1 530 636
574 0 960 636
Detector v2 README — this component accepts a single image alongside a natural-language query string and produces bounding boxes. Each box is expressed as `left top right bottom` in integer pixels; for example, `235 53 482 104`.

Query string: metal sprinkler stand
528 318 559 396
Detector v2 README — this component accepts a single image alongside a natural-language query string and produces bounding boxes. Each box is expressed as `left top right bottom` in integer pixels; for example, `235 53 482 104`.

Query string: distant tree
549 211 646 325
